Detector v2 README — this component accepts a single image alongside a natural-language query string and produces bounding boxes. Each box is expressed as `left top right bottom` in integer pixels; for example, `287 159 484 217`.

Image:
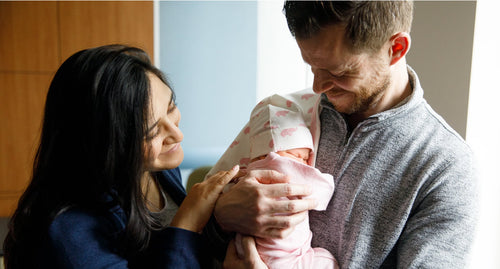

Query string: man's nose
312 70 334 94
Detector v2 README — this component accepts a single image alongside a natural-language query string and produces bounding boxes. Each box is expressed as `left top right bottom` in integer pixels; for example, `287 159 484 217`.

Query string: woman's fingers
210 165 240 185
171 166 239 233
195 165 239 199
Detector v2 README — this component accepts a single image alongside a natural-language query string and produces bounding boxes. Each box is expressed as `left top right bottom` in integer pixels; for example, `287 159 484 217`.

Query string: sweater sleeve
47 209 129 268
145 227 208 268
47 208 207 268
392 152 479 268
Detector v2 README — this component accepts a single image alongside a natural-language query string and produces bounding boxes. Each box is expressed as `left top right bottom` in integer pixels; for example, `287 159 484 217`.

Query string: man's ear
389 32 411 66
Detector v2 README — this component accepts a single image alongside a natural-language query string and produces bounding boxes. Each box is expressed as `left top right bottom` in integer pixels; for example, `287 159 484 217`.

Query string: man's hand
223 235 268 269
214 169 317 238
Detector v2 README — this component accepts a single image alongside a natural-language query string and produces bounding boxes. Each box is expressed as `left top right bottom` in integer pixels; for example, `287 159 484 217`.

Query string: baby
231 100 339 269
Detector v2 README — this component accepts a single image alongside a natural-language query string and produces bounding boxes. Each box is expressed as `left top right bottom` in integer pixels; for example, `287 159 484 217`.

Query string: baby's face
277 148 310 164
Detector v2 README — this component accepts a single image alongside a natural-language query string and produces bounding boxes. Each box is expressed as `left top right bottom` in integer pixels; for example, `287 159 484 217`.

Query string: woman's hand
170 165 239 233
223 234 268 269
214 169 317 238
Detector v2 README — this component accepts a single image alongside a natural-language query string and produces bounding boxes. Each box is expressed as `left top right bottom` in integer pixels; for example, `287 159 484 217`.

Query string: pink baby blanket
248 152 334 210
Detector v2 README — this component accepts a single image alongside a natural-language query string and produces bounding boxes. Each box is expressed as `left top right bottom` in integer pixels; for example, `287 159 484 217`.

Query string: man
210 1 478 268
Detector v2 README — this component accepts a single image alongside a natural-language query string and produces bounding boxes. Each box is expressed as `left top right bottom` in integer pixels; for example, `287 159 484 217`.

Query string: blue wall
159 1 257 169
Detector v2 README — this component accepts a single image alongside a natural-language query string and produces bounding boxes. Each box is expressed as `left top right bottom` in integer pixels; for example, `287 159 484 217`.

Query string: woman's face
143 73 184 171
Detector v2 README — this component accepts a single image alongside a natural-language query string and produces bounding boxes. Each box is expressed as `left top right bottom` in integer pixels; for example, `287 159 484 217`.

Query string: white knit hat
249 103 314 161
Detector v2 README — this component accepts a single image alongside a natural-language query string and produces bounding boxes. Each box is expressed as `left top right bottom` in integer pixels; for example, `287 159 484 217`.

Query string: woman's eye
153 128 161 137
167 102 177 113
146 126 160 140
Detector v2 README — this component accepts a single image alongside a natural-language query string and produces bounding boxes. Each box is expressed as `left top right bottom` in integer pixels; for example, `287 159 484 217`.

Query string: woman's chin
165 149 184 170
154 147 184 170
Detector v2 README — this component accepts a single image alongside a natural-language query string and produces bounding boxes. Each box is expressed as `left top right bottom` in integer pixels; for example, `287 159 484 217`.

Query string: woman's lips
164 143 180 154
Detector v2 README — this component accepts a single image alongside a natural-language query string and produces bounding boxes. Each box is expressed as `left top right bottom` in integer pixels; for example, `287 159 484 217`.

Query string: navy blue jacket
42 168 208 268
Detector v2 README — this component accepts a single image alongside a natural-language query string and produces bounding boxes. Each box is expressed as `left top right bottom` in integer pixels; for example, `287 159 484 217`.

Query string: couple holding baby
4 1 477 268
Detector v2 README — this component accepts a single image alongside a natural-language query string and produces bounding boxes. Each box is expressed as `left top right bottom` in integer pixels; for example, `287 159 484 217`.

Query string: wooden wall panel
0 1 60 72
0 74 52 216
0 1 154 217
59 1 154 63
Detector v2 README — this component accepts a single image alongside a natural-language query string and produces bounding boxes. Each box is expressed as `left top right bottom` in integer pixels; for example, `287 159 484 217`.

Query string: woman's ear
389 32 411 66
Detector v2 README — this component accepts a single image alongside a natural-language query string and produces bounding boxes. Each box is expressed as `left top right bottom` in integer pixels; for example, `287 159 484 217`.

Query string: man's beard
343 71 391 115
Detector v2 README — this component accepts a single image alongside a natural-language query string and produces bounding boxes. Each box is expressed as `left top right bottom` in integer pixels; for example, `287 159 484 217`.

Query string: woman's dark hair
3 44 172 267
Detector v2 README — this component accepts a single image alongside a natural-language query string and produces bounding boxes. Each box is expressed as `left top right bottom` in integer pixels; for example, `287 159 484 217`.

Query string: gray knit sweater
311 67 478 268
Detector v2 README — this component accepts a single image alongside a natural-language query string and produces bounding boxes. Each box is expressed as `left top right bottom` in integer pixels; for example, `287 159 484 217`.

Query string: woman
2 45 240 268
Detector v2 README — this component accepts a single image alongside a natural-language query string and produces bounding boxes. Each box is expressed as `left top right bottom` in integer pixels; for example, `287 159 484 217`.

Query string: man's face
297 24 391 117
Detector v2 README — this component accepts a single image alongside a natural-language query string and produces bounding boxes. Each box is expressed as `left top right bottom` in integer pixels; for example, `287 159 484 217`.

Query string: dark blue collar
156 168 186 206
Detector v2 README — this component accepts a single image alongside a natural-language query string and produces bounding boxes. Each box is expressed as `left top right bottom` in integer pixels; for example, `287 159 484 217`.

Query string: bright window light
466 0 500 268
256 1 313 102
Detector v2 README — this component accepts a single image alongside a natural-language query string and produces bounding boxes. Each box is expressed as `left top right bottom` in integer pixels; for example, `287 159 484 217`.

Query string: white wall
407 1 475 139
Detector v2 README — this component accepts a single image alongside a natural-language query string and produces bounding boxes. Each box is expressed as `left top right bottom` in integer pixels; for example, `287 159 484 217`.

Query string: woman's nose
312 70 334 94
164 123 183 144
163 112 183 144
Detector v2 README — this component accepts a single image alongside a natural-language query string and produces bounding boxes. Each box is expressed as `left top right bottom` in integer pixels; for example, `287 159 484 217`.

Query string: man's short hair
283 1 414 53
